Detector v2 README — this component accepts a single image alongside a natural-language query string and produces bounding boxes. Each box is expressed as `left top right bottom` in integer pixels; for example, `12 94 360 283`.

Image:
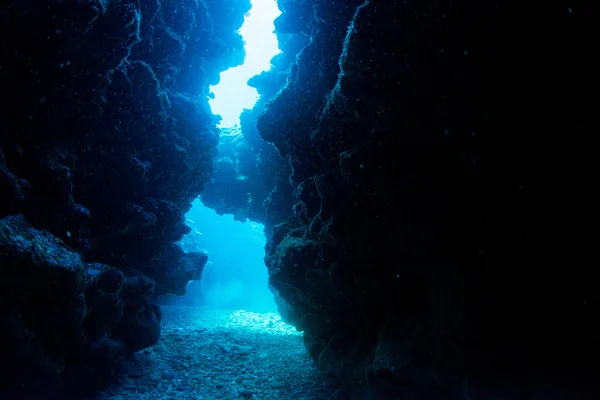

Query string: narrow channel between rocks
95 306 344 400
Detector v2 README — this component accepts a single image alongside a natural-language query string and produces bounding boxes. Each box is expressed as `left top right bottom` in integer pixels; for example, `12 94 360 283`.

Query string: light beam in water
208 0 281 128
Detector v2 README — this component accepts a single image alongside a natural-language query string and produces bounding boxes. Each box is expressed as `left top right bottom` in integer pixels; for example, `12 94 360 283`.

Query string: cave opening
180 200 275 312
208 0 281 128
160 0 291 332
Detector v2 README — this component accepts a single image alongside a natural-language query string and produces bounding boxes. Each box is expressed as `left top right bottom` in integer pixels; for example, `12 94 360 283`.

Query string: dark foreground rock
204 0 598 398
1 0 249 396
0 215 161 397
1 0 597 398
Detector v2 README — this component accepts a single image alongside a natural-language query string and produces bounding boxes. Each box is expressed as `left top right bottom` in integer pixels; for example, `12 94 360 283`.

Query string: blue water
179 199 277 313
209 0 281 127
173 0 281 314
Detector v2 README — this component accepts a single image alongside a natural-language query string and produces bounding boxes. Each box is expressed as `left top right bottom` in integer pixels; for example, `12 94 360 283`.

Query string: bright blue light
183 200 277 313
209 0 281 128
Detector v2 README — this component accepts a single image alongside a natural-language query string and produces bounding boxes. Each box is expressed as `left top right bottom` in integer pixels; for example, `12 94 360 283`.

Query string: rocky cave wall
1 0 597 398
200 31 310 232
202 0 598 398
0 0 251 396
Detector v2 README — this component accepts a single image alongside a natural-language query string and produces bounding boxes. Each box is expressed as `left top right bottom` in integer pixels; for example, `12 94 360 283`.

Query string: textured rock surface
200 29 311 232
1 0 597 398
204 0 598 398
0 215 161 396
1 0 249 396
0 0 252 282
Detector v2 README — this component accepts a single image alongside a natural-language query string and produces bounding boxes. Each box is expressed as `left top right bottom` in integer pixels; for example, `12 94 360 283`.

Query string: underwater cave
0 0 597 399
157 0 290 335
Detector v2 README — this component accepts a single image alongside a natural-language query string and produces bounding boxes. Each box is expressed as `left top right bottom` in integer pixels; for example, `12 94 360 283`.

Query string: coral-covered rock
260 1 596 398
1 0 597 398
114 274 162 353
200 0 598 398
0 0 250 287
0 215 160 395
153 243 208 295
0 0 250 395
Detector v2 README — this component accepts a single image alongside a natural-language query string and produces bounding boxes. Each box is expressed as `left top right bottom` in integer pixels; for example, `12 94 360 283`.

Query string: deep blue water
177 199 277 313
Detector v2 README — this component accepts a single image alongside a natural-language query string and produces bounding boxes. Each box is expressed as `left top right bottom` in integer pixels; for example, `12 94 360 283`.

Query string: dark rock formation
1 0 251 278
204 0 598 398
1 0 250 396
0 215 161 396
1 0 597 398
